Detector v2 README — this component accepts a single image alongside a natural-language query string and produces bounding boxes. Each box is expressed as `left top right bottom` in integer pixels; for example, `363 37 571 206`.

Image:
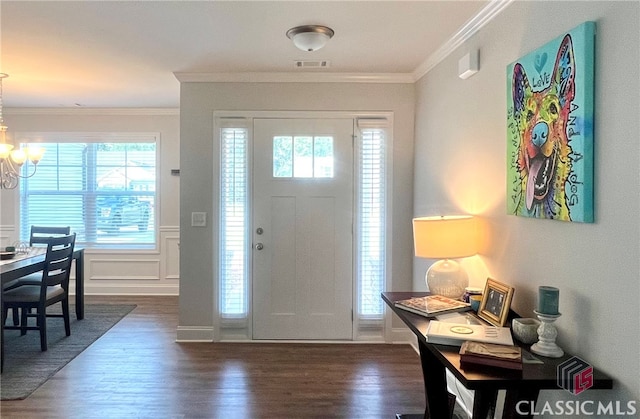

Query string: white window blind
357 120 388 318
19 135 157 248
219 125 249 317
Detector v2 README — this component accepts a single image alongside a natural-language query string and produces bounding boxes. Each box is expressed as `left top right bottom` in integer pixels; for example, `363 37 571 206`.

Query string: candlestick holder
531 310 564 358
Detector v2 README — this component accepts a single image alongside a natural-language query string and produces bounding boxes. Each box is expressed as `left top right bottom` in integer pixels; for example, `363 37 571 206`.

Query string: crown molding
174 72 415 84
177 0 511 85
5 108 179 116
412 0 514 81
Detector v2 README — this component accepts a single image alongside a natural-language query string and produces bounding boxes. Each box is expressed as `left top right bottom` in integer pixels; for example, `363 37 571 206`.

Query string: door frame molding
213 110 394 342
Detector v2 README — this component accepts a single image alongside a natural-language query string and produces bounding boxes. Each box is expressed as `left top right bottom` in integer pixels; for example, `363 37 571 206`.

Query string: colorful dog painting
507 22 595 222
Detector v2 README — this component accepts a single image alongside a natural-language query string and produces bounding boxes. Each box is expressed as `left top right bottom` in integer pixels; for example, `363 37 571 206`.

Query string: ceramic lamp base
530 311 564 358
426 259 468 300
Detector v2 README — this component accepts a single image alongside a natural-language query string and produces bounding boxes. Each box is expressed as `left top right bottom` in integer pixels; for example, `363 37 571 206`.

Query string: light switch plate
191 212 207 227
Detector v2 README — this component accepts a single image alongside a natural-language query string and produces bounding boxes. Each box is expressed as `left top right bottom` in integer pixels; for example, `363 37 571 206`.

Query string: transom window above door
272 136 334 178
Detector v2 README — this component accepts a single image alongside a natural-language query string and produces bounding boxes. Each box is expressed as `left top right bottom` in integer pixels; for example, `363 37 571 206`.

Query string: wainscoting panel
84 226 180 294
0 225 16 249
0 225 180 295
162 231 180 280
89 258 161 280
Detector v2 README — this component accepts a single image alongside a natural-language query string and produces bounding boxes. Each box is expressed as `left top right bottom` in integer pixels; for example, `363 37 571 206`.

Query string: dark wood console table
382 292 613 419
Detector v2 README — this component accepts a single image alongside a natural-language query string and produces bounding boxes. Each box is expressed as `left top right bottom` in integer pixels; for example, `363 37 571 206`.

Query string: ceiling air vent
294 60 330 69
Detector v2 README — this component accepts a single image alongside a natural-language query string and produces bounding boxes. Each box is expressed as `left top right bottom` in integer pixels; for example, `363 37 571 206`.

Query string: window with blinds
357 124 387 318
19 136 157 248
219 126 249 317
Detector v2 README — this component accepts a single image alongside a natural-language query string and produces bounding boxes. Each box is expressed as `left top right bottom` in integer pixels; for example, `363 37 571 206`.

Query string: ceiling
1 0 500 108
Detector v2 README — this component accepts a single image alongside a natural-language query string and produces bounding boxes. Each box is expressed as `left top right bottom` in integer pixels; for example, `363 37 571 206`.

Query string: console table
382 292 613 419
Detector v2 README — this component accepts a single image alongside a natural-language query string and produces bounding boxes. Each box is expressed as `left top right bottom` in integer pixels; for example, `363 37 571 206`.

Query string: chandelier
0 73 44 189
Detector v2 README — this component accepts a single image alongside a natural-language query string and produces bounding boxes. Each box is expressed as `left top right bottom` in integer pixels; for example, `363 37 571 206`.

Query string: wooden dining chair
3 226 71 292
3 226 72 326
29 225 72 246
2 233 76 351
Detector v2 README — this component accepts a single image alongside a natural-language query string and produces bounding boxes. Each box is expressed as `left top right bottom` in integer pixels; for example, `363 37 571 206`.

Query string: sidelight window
357 121 388 319
219 125 249 317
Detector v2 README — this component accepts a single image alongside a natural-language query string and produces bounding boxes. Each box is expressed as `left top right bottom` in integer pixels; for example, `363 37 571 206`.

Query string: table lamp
412 215 479 299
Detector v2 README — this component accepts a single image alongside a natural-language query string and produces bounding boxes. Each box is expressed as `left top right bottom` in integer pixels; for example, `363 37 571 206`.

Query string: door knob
255 243 264 250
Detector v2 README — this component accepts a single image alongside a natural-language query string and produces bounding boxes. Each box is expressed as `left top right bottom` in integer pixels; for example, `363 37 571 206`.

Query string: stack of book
459 341 523 371
425 321 514 346
394 295 471 317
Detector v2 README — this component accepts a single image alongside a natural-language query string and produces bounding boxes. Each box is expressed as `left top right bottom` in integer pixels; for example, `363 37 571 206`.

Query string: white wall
178 82 415 340
414 0 639 412
0 109 181 295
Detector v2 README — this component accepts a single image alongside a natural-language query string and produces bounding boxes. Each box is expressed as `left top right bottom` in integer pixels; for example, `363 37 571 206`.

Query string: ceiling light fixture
286 25 334 52
0 73 45 189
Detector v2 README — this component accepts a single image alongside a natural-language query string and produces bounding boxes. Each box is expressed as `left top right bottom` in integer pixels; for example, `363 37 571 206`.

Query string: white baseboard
390 326 417 346
80 283 179 295
176 326 215 342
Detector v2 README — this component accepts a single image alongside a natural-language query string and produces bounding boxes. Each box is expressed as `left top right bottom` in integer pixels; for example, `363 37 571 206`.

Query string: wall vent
294 60 330 69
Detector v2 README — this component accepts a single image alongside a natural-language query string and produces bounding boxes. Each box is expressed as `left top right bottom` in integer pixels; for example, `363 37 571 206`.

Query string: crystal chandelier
0 73 44 189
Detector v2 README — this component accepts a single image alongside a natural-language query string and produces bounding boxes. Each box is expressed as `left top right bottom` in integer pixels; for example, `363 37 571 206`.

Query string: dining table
0 246 85 372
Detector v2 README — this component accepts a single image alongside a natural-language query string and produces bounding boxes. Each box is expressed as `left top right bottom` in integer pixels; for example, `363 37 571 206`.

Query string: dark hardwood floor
1 296 427 418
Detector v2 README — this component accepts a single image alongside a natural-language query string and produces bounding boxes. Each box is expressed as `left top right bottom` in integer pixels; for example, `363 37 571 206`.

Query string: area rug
1 304 136 400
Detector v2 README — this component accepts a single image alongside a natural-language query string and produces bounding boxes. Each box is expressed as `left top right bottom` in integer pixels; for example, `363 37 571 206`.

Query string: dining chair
2 233 76 351
3 226 72 325
29 225 72 246
3 226 71 292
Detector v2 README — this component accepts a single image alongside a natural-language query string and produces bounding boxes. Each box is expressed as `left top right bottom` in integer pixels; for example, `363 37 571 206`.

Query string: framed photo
478 278 514 327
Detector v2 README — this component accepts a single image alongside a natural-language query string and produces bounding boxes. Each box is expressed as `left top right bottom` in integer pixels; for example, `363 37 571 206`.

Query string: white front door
252 118 353 340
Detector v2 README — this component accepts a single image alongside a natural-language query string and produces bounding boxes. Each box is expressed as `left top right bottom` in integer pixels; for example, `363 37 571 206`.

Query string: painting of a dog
507 22 595 223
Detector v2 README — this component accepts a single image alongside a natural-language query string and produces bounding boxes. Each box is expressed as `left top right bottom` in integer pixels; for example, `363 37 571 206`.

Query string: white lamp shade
10 148 26 165
413 215 478 259
26 145 45 164
0 142 13 159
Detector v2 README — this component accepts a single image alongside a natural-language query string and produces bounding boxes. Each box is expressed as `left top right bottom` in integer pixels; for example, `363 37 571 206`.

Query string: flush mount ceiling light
286 25 334 52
